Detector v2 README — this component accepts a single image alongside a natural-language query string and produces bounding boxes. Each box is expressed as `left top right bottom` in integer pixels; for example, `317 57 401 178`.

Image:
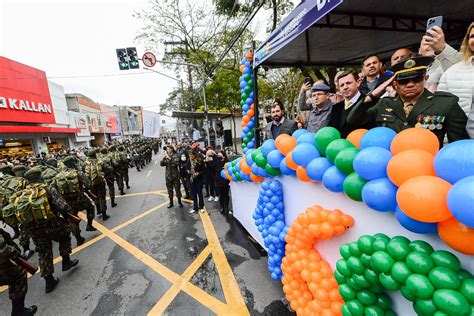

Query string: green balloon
391 261 412 284
337 259 352 277
409 240 434 255
373 235 390 252
379 272 401 291
325 139 354 163
231 160 237 166
414 299 438 315
349 242 362 257
247 131 254 138
348 256 365 274
235 173 242 181
458 269 473 281
386 238 411 261
401 285 416 301
334 270 346 284
430 250 461 272
406 252 435 275
459 279 474 304
343 173 368 201
376 293 392 310
254 153 267 168
341 304 352 316
353 274 370 289
243 136 250 143
335 147 359 174
340 244 352 259
433 311 449 316
240 100 245 106
364 305 385 316
251 148 260 161
247 79 254 86
346 277 363 291
371 251 395 273
371 284 385 294
241 93 248 100
385 311 397 316
347 299 365 315
314 127 341 156
264 164 281 177
429 267 461 290
360 253 372 268
244 85 252 94
357 235 375 255
243 74 251 81
357 289 377 306
406 274 435 299
339 283 357 300
433 289 470 315
364 269 380 286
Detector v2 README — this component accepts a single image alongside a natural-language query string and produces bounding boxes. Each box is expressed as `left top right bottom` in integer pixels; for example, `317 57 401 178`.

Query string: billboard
0 57 56 123
142 110 161 138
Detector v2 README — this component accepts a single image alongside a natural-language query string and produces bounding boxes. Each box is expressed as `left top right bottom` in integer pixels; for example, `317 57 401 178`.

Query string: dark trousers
208 173 216 197
217 185 230 211
190 178 204 211
180 176 190 198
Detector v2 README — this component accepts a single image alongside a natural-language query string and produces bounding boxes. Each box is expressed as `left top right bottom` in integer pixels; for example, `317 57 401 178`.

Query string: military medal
429 124 436 130
415 123 423 128
436 124 443 129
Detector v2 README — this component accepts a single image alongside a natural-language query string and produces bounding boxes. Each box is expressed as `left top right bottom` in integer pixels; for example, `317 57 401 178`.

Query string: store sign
0 57 56 124
88 114 99 133
75 116 88 129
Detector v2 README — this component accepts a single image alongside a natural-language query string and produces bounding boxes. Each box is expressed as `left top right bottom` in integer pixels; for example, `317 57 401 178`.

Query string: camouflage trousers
0 261 27 300
11 224 31 251
166 178 182 200
91 182 107 214
66 194 96 238
121 167 129 186
115 171 124 191
25 219 72 277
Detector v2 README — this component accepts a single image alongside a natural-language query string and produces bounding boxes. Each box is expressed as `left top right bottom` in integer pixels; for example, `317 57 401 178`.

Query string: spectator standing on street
205 149 217 202
359 55 391 95
265 100 298 139
298 82 333 132
160 146 183 209
178 151 191 200
189 150 205 214
215 150 231 214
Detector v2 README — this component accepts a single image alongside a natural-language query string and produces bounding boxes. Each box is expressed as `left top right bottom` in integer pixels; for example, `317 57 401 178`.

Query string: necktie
404 103 413 118
344 100 351 110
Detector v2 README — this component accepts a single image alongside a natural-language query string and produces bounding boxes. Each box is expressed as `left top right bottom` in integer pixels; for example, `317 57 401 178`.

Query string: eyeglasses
396 76 424 85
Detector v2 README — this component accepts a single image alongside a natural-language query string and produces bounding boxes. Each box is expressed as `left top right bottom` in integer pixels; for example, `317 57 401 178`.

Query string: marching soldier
98 148 118 207
108 146 125 196
85 150 109 220
131 145 141 172
117 146 131 190
160 146 183 208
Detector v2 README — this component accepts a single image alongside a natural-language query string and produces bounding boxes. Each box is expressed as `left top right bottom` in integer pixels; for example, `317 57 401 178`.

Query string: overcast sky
1 0 282 113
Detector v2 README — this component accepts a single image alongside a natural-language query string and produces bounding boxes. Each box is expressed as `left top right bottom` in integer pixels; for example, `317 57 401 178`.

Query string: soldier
13 167 79 293
109 146 125 196
160 146 183 208
85 150 110 220
131 145 141 172
0 228 37 316
41 159 59 186
98 148 118 207
116 146 131 190
54 156 97 247
348 56 469 146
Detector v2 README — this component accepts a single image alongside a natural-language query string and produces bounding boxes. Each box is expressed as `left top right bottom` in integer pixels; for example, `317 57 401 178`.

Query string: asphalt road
0 151 293 315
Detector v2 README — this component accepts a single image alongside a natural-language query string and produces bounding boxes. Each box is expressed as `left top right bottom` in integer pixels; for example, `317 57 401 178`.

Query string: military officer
85 150 109 220
160 146 183 208
347 56 469 146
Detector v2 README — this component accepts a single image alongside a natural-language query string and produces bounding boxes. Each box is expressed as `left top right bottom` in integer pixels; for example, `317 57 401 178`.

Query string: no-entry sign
142 52 157 67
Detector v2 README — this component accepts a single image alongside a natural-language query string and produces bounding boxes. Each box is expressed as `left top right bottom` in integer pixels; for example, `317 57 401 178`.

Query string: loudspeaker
224 130 233 147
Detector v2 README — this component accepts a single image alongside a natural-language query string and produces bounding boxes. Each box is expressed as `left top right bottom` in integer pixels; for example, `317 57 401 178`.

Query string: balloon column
253 179 288 279
239 51 256 154
281 205 354 315
335 234 474 316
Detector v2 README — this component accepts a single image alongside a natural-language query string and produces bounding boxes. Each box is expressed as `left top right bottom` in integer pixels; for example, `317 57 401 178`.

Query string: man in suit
329 71 375 138
265 100 298 139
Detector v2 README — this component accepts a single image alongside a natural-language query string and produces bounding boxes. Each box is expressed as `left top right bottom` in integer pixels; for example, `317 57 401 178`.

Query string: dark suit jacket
359 73 392 95
265 118 298 139
329 93 375 138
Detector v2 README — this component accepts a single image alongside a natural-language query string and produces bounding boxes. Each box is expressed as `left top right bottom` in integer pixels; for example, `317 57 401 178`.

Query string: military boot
111 198 117 208
126 182 130 189
44 275 59 293
120 189 125 196
76 235 85 246
86 218 97 231
167 197 174 208
62 255 79 271
11 296 37 316
178 198 183 208
102 211 110 221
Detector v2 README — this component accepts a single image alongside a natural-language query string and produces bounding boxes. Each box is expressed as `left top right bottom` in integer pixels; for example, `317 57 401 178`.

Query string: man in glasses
347 56 468 147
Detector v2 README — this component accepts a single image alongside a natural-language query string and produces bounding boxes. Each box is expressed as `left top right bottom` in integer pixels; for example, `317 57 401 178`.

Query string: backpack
41 168 59 185
54 169 81 195
85 159 105 185
0 176 27 210
8 183 57 228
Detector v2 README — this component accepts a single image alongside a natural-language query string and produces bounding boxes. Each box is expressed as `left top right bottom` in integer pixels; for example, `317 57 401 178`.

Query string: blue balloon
353 147 392 180
270 180 281 192
240 81 247 89
434 140 474 184
395 206 437 234
292 129 308 139
246 98 253 106
243 67 251 75
234 164 241 172
322 166 346 192
249 92 254 99
251 163 259 175
242 104 250 111
292 143 320 167
245 61 251 68
245 151 254 165
362 177 398 212
306 157 332 182
261 139 277 156
280 158 296 176
360 127 397 150
297 132 316 145
247 121 255 129
247 141 255 149
267 150 285 168
220 170 226 179
447 176 474 228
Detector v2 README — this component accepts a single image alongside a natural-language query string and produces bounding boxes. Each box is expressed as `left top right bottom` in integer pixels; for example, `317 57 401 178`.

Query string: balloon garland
253 179 288 280
335 234 474 316
281 205 354 315
239 50 256 154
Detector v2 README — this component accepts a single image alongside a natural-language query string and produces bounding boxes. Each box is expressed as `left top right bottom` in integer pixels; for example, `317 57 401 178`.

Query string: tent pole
252 40 261 148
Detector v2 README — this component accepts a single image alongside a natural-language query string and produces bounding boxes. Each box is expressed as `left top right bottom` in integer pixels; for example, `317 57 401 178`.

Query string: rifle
84 190 97 202
13 257 38 275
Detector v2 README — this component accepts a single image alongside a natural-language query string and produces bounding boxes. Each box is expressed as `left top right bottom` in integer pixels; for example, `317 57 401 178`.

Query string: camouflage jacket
160 154 180 181
0 228 20 264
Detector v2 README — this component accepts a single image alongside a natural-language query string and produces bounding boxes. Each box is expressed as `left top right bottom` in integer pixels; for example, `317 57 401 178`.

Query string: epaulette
434 91 459 99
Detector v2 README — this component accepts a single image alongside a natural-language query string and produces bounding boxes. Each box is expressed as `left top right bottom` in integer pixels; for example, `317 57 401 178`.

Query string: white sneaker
228 210 233 215
208 196 214 202
214 197 219 202
199 209 205 213
189 209 196 214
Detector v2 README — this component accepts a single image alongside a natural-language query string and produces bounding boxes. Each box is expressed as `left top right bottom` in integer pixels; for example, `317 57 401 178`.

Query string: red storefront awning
0 125 80 134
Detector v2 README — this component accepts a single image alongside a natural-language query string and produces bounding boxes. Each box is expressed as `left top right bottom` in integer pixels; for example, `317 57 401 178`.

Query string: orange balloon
438 217 474 255
239 64 246 72
240 159 252 174
246 52 253 59
275 134 297 155
225 172 233 181
247 109 254 117
390 127 439 155
397 176 453 223
250 173 263 182
297 166 312 182
387 149 436 186
242 115 250 123
286 152 299 170
346 129 367 149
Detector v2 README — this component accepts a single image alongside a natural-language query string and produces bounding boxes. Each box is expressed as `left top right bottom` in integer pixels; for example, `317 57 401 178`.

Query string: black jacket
329 93 375 138
359 73 392 95
214 159 230 188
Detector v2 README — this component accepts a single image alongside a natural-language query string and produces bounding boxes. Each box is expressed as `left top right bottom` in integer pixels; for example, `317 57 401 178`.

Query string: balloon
306 157 332 182
362 178 398 212
254 152 267 168
285 152 299 170
397 176 452 223
360 127 397 150
275 134 297 155
433 289 470 315
343 173 367 201
292 128 308 139
296 166 312 182
250 173 264 182
438 217 474 255
240 159 252 175
390 127 439 155
447 176 474 228
395 207 438 234
387 150 436 186
280 157 296 176
292 143 320 167
434 140 474 184
346 129 368 149
325 139 354 163
315 127 341 156
353 147 392 180
334 147 359 175
265 164 281 177
322 166 346 192
296 132 316 145
245 150 255 165
267 150 285 168
261 139 276 156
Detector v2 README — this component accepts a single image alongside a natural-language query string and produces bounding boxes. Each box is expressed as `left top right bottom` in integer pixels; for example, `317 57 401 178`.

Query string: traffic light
116 48 129 70
127 47 140 69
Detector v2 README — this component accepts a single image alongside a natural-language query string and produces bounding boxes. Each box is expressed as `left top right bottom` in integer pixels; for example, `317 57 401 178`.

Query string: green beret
109 145 116 151
100 148 108 154
63 156 76 167
24 167 42 180
118 146 125 151
86 150 97 158
12 165 28 173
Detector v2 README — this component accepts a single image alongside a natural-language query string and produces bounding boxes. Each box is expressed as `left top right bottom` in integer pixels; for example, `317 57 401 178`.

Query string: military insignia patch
404 59 416 68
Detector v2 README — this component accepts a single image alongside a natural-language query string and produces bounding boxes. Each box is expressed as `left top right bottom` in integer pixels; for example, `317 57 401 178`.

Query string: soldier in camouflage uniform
21 167 79 293
109 145 125 196
117 146 131 189
40 159 59 186
160 146 183 208
85 150 109 220
131 145 141 172
99 147 118 207
55 156 97 247
0 228 37 316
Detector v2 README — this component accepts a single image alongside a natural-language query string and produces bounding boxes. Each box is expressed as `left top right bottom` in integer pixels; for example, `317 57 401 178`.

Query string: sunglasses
396 76 424 85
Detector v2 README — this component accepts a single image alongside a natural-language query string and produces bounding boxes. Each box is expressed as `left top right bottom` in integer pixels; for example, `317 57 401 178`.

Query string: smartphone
426 16 443 36
304 76 314 85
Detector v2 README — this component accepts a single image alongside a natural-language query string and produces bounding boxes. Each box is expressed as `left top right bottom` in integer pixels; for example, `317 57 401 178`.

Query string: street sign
142 52 157 67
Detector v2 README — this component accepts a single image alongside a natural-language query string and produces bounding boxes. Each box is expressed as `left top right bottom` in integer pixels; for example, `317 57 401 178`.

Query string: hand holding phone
426 16 443 37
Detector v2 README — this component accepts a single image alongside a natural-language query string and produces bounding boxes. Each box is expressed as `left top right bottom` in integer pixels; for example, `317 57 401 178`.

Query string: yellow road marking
112 190 166 199
148 245 212 315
